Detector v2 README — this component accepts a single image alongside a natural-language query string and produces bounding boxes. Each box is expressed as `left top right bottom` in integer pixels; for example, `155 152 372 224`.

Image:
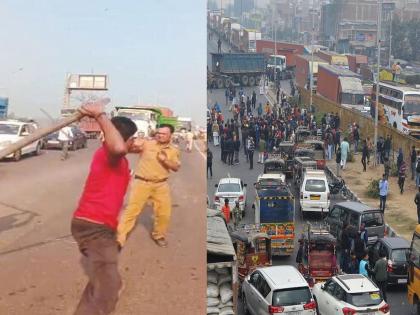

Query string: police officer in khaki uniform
117 124 180 248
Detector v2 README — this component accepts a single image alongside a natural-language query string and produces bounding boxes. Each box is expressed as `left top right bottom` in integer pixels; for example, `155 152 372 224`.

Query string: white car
312 274 390 315
300 170 330 215
214 177 247 215
0 120 42 161
242 265 317 315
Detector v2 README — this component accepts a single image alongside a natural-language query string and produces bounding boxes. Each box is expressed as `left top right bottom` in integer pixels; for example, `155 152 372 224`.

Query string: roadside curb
325 165 399 238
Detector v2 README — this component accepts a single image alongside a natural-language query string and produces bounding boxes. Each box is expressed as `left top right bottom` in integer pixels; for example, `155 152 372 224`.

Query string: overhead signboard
67 74 108 91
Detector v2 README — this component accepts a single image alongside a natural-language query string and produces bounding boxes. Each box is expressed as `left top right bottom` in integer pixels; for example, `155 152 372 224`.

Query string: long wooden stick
0 98 110 160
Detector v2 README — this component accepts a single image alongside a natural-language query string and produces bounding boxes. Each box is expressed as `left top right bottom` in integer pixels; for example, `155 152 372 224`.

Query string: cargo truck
294 55 328 91
242 29 261 52
256 40 305 69
208 53 266 89
315 50 349 69
317 64 366 111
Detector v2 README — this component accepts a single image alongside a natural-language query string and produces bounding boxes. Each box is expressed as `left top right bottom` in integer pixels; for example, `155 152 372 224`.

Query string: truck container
315 50 349 69
0 97 9 118
230 24 242 51
159 107 174 118
208 53 266 88
256 40 305 68
242 29 261 52
346 54 368 74
294 55 328 90
317 64 365 110
79 117 101 138
207 209 238 315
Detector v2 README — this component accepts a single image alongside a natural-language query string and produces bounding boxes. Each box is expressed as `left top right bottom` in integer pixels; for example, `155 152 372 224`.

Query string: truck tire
216 78 224 89
241 75 249 86
224 78 232 88
248 76 256 86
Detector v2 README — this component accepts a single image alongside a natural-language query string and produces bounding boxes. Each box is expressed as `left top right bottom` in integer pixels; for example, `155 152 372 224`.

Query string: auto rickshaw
293 156 317 186
294 148 315 159
278 141 295 176
296 226 339 285
301 140 326 169
263 158 291 178
295 127 312 143
230 230 272 282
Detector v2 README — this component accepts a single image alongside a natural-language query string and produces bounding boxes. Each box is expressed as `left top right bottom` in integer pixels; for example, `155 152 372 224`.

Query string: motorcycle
328 178 348 199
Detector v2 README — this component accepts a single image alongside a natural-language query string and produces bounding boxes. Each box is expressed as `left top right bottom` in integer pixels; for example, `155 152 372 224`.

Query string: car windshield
404 94 420 116
305 179 326 192
347 291 382 307
258 179 282 188
361 212 383 227
218 183 241 193
0 124 19 135
391 248 409 262
118 111 148 120
272 287 312 307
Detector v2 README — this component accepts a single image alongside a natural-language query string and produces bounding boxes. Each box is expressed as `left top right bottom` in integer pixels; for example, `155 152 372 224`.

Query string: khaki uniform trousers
117 179 171 246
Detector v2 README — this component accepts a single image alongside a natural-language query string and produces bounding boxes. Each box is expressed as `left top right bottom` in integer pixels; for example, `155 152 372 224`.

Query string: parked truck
242 29 261 52
208 53 266 89
315 50 349 69
61 108 101 138
294 54 328 91
317 64 366 111
256 40 305 69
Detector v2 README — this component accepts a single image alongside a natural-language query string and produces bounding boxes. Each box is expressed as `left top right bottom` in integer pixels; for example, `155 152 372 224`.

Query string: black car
43 126 87 150
368 237 410 285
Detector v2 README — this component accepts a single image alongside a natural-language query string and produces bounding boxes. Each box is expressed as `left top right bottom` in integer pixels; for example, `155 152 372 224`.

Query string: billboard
67 74 108 91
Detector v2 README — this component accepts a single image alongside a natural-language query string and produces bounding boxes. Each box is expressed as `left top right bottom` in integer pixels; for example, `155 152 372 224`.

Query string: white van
300 170 330 215
242 265 317 315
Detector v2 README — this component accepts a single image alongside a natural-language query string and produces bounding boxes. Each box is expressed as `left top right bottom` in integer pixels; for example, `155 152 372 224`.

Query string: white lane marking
194 141 206 160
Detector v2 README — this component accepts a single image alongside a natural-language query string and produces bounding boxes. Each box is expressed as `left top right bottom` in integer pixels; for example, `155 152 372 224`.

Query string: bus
372 81 420 138
408 225 420 312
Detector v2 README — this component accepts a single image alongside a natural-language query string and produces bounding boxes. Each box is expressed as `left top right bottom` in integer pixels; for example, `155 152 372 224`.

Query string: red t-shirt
73 146 130 230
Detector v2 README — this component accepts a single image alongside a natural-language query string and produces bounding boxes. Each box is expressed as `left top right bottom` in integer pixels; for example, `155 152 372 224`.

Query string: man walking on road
117 124 181 248
415 187 420 224
411 146 417 180
373 251 388 302
217 38 222 53
340 137 350 170
58 125 73 160
379 174 389 213
207 149 213 178
247 136 255 170
71 102 137 315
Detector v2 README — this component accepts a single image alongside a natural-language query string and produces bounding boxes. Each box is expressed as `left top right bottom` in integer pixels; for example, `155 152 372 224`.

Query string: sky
0 1 206 125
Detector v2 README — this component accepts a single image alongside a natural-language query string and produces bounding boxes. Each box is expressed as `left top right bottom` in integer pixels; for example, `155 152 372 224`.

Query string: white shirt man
58 126 73 141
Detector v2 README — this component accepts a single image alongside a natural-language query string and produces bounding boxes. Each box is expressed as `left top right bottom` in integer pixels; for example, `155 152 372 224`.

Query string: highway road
206 80 413 313
0 138 206 315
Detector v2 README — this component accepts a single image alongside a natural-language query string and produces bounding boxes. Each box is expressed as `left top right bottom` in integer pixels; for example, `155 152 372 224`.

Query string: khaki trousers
117 179 171 246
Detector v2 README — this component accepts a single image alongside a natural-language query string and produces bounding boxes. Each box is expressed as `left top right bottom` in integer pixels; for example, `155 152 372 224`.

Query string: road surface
206 84 413 314
0 138 206 315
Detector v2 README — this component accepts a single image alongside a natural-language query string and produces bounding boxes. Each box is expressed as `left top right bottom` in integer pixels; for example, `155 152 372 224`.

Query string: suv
214 177 247 215
312 274 390 315
0 120 42 161
369 237 410 285
326 201 385 245
242 265 317 315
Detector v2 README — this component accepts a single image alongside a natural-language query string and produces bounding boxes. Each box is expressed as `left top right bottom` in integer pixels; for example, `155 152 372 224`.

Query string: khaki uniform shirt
135 140 180 181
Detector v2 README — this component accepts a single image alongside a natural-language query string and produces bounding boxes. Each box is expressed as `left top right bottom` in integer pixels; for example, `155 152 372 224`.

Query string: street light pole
388 12 392 68
309 10 315 111
374 0 382 167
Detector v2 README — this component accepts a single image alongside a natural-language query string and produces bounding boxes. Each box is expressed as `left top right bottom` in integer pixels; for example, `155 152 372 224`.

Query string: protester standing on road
359 252 369 277
373 250 388 302
71 103 137 315
336 147 342 176
340 137 350 170
367 137 373 164
233 135 240 164
207 149 213 178
353 124 360 153
398 160 407 194
247 136 255 170
361 140 368 172
411 146 417 180
232 200 241 229
397 148 403 171
379 174 389 213
117 124 181 248
221 198 230 224
258 137 266 163
58 125 73 160
415 187 420 224
217 38 222 53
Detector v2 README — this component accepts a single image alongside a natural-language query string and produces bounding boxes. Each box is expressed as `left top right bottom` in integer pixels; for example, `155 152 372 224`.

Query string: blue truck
208 53 266 89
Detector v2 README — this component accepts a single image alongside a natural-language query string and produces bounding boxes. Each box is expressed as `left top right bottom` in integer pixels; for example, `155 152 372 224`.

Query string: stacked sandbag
207 268 234 315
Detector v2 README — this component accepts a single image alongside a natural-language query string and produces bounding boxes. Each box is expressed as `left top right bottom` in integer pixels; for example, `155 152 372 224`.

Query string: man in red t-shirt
71 101 137 315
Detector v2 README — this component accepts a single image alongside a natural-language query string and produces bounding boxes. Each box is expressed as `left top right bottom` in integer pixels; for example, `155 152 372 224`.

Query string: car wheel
13 150 22 161
35 143 41 155
243 294 251 315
